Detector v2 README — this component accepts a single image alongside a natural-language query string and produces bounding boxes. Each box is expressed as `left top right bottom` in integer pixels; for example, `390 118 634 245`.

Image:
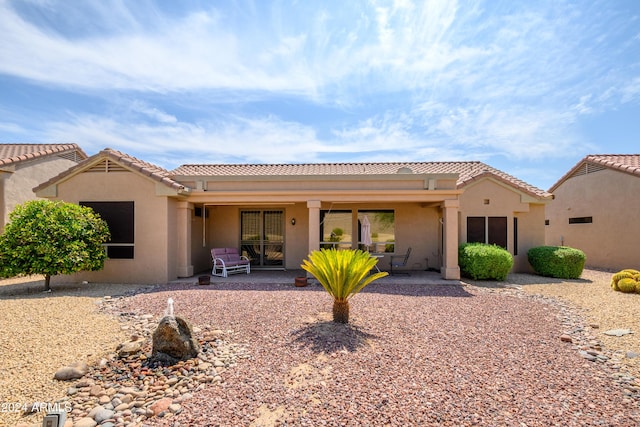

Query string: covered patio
176 269 458 286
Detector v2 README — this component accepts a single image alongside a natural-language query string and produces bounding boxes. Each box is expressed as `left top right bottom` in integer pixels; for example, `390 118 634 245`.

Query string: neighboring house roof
549 154 640 192
33 148 189 194
0 143 87 167
172 161 552 199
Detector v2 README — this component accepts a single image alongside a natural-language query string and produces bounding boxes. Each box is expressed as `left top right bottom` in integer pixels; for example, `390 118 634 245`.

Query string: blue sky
1 0 639 191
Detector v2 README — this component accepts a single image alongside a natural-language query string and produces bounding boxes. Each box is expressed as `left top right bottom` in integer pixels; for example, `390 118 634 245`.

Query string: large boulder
151 316 200 364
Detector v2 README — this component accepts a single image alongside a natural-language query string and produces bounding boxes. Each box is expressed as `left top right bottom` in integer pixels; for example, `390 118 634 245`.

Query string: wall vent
85 159 128 173
568 162 607 179
57 150 82 163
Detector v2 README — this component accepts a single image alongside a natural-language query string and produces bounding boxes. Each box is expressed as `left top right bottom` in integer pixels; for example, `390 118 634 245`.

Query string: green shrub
527 246 585 279
458 243 513 281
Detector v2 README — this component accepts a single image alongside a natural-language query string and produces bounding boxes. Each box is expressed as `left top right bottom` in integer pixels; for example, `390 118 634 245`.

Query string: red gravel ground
118 281 640 426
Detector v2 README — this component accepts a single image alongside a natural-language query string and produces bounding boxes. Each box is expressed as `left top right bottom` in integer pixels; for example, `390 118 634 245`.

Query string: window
319 210 396 252
80 201 134 259
358 210 395 253
488 217 507 248
513 217 518 256
320 210 352 249
467 217 486 244
569 216 592 224
467 216 508 249
240 210 284 267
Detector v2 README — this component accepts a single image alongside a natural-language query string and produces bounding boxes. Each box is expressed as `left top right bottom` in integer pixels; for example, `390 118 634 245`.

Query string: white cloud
0 0 638 178
42 113 326 166
0 121 26 135
128 101 177 124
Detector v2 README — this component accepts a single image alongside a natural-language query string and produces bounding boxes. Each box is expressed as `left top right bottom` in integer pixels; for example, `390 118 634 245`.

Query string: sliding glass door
240 210 284 268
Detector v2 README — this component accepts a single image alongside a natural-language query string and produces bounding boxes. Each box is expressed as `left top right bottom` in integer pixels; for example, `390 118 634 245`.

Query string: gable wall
459 179 546 272
546 168 640 270
51 170 172 284
0 155 79 232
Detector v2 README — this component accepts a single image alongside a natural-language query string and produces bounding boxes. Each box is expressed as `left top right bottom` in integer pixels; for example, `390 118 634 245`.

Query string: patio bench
211 248 251 277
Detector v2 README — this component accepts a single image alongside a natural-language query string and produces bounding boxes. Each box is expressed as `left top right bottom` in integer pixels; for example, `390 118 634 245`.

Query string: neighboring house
0 144 87 233
546 154 640 271
34 148 551 284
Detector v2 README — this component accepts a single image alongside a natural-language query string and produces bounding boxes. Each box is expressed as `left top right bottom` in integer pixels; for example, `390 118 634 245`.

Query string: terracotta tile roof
172 161 551 199
34 148 189 194
586 154 640 174
549 154 640 192
0 143 87 167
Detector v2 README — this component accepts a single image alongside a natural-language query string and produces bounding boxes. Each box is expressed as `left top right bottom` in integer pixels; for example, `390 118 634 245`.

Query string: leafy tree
0 200 110 292
301 248 388 323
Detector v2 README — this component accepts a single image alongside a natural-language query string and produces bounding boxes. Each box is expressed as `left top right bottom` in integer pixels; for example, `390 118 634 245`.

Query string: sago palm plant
301 248 388 323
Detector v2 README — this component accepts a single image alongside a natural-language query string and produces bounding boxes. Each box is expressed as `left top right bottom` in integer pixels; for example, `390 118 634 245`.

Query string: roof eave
33 148 187 195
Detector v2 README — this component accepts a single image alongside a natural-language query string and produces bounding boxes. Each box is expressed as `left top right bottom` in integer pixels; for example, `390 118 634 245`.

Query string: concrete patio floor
176 269 459 286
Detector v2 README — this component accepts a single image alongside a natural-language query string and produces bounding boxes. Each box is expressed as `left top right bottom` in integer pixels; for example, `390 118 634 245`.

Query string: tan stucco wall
0 156 79 233
546 169 640 271
459 179 546 272
50 170 174 284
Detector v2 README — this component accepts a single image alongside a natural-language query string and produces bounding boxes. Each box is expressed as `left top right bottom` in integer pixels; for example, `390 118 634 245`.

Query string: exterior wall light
291 218 296 225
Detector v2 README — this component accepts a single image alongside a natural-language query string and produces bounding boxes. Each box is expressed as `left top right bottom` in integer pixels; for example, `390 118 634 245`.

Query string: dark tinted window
81 201 134 259
467 217 486 243
488 217 507 249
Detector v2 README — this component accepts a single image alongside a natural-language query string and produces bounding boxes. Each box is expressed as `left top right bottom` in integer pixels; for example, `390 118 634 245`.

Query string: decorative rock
150 397 173 416
117 340 143 357
627 351 639 359
93 407 115 423
74 418 97 427
152 316 200 364
89 384 103 396
560 334 573 343
54 361 89 381
603 328 633 337
115 402 130 411
168 403 182 413
87 405 103 418
579 350 597 361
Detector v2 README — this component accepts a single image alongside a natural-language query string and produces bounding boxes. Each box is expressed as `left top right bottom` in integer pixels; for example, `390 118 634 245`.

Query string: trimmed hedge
458 243 513 281
527 246 585 279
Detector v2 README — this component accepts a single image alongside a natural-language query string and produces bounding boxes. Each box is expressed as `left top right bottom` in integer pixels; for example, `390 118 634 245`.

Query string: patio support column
441 199 461 280
307 200 321 255
176 201 194 278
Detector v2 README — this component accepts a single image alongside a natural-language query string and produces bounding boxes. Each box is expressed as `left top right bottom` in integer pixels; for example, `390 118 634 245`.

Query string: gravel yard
1 269 639 426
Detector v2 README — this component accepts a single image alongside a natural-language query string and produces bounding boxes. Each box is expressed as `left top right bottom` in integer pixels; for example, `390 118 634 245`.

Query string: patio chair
390 247 412 275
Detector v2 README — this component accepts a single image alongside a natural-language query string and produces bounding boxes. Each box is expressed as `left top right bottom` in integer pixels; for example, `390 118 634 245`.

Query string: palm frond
301 248 388 301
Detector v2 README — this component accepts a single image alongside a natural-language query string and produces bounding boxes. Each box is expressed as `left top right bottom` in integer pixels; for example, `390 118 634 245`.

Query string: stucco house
0 143 87 233
546 154 640 271
34 148 551 284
